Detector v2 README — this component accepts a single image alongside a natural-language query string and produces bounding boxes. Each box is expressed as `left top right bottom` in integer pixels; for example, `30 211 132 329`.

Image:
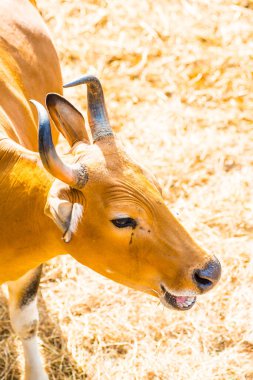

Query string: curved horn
30 100 88 189
63 75 113 142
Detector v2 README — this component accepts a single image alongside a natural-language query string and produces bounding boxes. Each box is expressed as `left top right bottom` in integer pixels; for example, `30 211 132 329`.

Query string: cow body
0 0 62 283
0 2 62 378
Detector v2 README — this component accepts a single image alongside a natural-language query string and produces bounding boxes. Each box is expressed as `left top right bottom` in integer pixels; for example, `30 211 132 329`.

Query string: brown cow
0 1 221 378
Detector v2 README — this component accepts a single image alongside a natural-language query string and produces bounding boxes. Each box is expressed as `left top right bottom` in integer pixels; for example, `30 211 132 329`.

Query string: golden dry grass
1 0 253 379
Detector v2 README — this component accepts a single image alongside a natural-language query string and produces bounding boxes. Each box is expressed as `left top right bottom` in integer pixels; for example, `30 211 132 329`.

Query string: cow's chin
160 284 197 311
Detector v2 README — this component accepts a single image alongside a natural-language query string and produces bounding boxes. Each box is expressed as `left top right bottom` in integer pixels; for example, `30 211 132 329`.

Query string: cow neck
0 152 68 283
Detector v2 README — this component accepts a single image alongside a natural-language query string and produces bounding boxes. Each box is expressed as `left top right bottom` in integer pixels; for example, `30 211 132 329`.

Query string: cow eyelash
111 217 137 229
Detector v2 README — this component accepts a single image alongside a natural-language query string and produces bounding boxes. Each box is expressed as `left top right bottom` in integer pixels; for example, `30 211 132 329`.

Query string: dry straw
0 0 252 379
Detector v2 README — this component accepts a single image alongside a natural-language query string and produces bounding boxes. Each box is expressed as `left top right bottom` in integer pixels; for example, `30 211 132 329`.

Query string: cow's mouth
160 284 196 310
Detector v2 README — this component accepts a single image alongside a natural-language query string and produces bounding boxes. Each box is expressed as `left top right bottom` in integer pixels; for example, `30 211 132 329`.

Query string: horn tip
29 99 38 106
63 75 100 89
30 99 46 115
63 79 80 88
63 82 72 88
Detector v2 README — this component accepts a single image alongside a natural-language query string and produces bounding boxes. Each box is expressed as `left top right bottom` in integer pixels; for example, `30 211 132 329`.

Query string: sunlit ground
0 1 252 379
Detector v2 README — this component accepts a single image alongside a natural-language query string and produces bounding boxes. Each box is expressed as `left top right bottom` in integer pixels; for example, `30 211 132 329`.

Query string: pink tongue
175 296 188 303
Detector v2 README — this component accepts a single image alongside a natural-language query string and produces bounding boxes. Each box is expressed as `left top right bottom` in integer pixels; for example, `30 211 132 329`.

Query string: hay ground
1 0 253 379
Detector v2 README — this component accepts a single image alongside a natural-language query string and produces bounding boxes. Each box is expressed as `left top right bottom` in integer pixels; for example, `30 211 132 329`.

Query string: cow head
31 76 221 311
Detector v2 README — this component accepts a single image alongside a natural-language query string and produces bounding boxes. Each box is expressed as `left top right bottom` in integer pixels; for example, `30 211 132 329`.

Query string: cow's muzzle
160 257 221 311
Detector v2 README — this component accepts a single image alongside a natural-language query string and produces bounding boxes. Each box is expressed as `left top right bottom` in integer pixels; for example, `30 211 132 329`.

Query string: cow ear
46 93 90 146
45 181 84 243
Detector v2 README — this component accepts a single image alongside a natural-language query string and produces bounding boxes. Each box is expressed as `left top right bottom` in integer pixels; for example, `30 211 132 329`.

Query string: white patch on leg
23 337 48 380
9 298 48 379
9 299 39 339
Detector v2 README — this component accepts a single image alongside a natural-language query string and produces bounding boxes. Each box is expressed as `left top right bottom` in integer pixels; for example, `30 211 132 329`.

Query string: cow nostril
193 272 213 288
193 258 221 292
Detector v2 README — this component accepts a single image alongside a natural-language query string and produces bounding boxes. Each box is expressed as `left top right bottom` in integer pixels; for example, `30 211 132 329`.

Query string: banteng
0 1 221 379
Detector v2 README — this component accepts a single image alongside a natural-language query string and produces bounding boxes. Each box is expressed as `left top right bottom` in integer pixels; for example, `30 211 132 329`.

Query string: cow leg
7 265 48 380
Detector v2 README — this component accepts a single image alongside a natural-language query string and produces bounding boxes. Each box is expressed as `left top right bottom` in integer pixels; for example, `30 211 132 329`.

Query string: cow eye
111 217 137 229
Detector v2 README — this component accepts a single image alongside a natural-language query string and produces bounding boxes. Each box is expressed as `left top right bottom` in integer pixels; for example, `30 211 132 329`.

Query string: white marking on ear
45 181 84 243
62 203 84 243
45 197 72 232
62 229 72 243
